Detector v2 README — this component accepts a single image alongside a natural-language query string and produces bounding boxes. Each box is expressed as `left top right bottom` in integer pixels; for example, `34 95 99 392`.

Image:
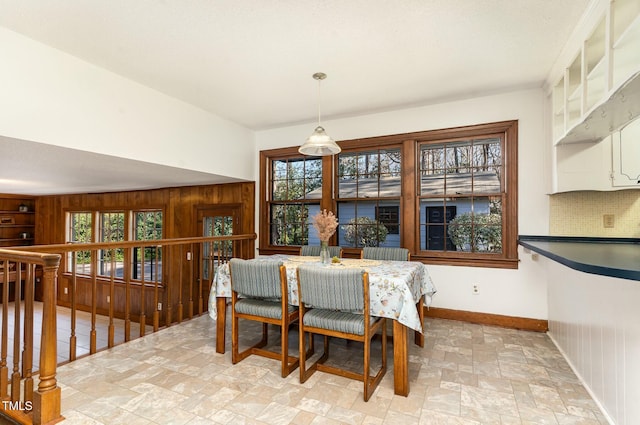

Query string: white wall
0 27 255 181
1 23 552 320
256 88 550 320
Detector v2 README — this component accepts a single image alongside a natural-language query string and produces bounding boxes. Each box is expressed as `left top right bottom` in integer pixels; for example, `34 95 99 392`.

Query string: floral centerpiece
312 209 338 263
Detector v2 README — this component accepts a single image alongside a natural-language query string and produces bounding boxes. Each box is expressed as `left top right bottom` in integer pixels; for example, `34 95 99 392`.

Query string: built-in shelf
556 71 640 145
1 238 35 242
550 0 640 193
0 196 35 248
552 0 640 146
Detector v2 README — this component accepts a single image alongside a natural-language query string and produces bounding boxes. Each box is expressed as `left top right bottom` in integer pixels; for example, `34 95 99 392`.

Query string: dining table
208 254 437 396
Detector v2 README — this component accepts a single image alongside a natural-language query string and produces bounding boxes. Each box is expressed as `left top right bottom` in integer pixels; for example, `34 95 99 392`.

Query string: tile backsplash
549 190 640 237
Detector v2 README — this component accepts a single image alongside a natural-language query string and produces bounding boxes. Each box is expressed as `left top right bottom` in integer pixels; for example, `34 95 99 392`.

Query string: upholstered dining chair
229 258 299 377
361 246 410 261
296 264 387 401
361 246 424 347
299 245 343 258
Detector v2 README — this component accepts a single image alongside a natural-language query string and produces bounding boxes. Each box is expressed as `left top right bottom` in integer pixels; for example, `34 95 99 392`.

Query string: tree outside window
133 210 163 282
337 148 401 248
260 121 518 268
419 137 504 254
66 209 165 279
67 211 92 275
99 211 125 278
269 156 322 246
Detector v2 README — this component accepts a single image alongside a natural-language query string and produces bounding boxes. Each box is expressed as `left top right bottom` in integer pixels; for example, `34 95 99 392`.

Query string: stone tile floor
56 314 609 424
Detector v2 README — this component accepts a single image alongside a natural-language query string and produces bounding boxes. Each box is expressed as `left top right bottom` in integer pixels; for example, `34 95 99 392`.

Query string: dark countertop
518 236 640 282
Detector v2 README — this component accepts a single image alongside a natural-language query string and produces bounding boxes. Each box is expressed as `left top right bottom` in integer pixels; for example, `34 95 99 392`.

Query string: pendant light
298 72 341 156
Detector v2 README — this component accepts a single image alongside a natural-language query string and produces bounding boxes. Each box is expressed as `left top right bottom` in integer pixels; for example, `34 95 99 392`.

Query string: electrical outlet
106 295 110 303
157 302 162 310
603 214 615 228
63 287 68 295
186 252 192 260
472 284 479 295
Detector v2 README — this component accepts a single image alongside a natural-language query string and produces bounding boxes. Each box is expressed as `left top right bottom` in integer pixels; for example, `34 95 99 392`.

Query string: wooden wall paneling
57 276 165 322
31 182 255 326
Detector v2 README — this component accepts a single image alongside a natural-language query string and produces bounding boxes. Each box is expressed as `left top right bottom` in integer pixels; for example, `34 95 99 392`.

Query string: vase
320 241 331 264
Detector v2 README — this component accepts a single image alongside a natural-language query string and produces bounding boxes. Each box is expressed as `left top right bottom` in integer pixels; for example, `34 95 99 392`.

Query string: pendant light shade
299 72 341 156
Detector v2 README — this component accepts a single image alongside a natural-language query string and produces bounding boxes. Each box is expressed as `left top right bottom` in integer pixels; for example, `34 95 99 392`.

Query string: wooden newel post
33 254 62 425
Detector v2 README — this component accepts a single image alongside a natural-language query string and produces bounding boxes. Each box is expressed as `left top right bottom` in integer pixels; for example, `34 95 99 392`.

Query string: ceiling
0 136 239 195
0 0 591 195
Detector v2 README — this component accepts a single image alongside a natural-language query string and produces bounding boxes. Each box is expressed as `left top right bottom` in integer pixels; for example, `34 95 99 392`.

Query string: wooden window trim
334 145 403 248
259 120 518 269
65 207 167 280
259 148 333 255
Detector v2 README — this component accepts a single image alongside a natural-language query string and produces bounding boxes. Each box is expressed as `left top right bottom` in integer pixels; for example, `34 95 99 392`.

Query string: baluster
69 253 77 361
124 247 131 342
22 264 35 403
166 244 173 326
188 243 194 319
199 241 210 315
153 246 160 331
108 252 115 348
177 244 184 323
90 249 97 354
32 254 62 425
1 261 9 398
214 241 227 354
210 240 218 311
139 246 146 338
11 262 22 401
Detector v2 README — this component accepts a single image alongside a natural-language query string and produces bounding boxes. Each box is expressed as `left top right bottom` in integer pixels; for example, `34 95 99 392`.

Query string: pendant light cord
317 76 322 127
312 72 327 128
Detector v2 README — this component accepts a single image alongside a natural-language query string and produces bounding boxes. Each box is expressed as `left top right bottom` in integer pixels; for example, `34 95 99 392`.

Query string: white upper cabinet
551 0 640 146
612 117 640 186
549 0 640 192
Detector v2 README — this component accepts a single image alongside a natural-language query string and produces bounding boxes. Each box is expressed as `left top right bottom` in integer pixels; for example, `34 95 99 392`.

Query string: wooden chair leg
299 328 316 383
231 309 239 364
262 322 269 346
364 319 387 401
281 321 288 377
233 316 274 364
363 333 371 401
299 326 305 381
280 318 300 378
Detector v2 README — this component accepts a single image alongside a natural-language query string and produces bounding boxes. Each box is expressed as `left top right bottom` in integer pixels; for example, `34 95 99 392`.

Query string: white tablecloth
208 255 437 333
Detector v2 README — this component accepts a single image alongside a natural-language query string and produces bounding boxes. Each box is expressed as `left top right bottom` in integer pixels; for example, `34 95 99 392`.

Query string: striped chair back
362 247 409 261
300 245 342 257
297 264 365 311
229 258 283 299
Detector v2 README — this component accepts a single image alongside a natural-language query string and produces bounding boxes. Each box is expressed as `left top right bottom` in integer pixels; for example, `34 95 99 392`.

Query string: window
67 211 92 275
419 138 503 254
98 211 125 278
267 153 323 246
337 148 402 248
259 121 518 268
202 210 234 280
376 206 399 235
66 208 166 278
133 210 163 282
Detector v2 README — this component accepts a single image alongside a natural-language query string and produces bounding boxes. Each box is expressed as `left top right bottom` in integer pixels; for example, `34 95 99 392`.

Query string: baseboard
423 307 548 332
